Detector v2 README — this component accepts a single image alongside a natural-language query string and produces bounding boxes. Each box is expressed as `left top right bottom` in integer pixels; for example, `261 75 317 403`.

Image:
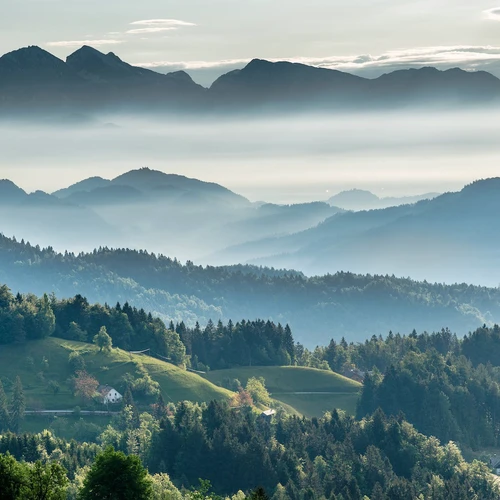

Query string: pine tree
249 487 269 500
0 380 10 431
371 482 387 500
123 385 135 408
283 325 295 363
10 376 25 432
122 385 140 427
154 393 167 420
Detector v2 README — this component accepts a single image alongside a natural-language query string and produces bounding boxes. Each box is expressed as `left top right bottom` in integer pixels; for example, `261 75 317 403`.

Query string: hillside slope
0 337 232 410
203 366 361 417
222 178 500 286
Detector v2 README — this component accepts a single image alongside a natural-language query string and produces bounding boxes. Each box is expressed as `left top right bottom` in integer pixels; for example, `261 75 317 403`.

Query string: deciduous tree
74 371 99 404
79 446 152 500
93 326 112 352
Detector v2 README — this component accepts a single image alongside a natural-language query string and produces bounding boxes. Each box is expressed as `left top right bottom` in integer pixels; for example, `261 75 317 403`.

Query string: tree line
0 285 296 371
1 401 498 499
2 234 500 343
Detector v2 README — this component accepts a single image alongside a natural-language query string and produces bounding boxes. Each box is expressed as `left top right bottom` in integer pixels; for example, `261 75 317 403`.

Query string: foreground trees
79 447 152 500
0 402 499 500
0 453 68 500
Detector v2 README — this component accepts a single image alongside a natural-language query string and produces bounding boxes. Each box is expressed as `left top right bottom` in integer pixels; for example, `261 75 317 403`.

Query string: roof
98 385 115 394
261 409 276 417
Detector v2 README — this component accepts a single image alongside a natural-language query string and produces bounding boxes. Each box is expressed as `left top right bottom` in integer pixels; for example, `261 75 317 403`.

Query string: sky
2 0 500 85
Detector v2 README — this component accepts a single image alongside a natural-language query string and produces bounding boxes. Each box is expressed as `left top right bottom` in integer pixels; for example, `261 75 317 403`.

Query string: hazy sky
2 1 500 85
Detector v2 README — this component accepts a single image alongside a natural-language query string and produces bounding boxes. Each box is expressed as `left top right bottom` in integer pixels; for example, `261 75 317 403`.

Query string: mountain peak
244 58 272 69
0 179 27 202
165 70 196 84
66 45 149 83
0 46 68 73
67 45 114 65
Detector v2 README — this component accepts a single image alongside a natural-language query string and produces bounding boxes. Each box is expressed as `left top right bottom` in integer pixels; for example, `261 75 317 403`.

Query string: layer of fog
1 109 498 204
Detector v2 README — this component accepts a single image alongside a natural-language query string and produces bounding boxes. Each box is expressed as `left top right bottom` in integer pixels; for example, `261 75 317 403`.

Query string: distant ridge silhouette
0 45 499 113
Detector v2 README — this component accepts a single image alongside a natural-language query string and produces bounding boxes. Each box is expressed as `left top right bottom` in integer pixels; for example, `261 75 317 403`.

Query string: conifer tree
0 380 10 431
10 376 25 432
154 393 167 420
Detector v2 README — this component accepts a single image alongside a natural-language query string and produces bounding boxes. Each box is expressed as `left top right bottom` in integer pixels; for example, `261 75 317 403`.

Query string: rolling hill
0 336 359 425
203 366 362 417
0 337 233 411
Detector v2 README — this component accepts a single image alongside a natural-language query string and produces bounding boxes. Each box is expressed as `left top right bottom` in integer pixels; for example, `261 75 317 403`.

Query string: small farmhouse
98 385 123 404
260 409 276 422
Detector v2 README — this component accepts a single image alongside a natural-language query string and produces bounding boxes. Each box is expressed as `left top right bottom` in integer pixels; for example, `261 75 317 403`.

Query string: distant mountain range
2 234 500 346
2 168 499 287
0 167 342 258
52 167 248 207
1 45 500 114
213 178 500 286
327 189 439 211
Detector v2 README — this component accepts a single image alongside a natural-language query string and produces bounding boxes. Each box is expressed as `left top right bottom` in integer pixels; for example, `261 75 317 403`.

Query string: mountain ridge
327 189 440 210
1 45 499 113
219 177 500 286
53 167 251 207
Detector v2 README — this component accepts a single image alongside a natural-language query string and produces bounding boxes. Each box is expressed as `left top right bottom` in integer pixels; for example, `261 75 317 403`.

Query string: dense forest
1 402 498 499
0 284 296 372
301 325 500 450
5 281 500 457
1 235 500 345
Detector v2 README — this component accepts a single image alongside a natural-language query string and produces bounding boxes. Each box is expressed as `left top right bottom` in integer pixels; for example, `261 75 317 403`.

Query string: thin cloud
46 39 123 48
484 8 500 19
126 27 178 35
137 46 500 73
140 58 250 70
125 19 195 36
130 19 196 27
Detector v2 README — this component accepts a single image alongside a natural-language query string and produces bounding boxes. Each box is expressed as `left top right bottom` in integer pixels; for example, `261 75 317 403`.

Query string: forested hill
1 235 500 345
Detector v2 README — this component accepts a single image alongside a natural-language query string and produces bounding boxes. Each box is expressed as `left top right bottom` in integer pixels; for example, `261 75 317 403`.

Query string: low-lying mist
1 109 498 203
1 108 500 289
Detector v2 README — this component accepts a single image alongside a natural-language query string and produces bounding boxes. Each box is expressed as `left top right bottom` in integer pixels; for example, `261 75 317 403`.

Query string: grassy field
0 337 233 411
203 366 362 418
21 413 114 439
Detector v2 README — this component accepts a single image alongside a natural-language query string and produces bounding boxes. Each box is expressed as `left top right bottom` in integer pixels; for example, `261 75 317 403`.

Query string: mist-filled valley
1 110 500 289
2 109 499 203
1 110 500 348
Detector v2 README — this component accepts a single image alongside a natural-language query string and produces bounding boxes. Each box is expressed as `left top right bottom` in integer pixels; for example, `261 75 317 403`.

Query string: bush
48 380 60 395
68 352 86 373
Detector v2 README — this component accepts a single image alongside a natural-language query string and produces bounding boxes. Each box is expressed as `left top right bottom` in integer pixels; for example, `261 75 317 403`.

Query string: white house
98 385 123 404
